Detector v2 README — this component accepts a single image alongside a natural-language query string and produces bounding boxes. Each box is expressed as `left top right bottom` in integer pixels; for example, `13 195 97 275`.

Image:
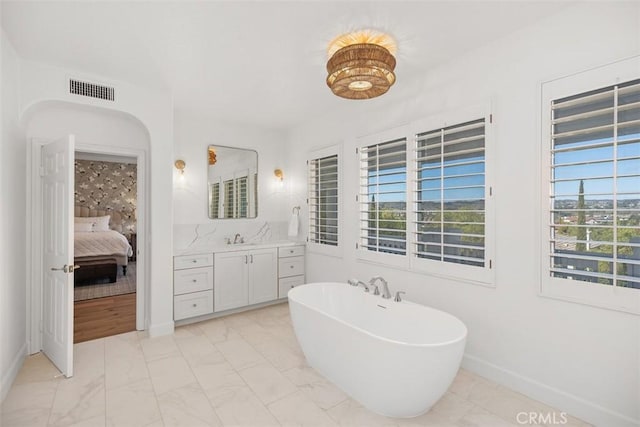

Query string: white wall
173 110 290 226
25 102 149 149
285 3 640 426
19 61 175 338
0 29 27 402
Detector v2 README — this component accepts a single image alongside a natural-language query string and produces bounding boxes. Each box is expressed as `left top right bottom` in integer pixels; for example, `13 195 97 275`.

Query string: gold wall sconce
274 169 284 182
175 159 186 175
208 147 217 165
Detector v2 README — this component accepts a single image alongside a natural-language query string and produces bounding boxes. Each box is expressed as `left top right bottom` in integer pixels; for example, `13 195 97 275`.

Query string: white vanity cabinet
278 245 305 298
214 247 278 312
173 254 214 321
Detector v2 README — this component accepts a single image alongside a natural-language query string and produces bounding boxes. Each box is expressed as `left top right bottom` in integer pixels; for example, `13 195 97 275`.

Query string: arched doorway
23 101 151 355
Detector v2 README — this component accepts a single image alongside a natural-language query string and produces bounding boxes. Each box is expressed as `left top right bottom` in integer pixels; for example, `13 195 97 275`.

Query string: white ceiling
2 1 567 130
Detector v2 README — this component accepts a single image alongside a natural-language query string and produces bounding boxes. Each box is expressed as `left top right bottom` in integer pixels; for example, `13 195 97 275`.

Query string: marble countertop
174 240 304 256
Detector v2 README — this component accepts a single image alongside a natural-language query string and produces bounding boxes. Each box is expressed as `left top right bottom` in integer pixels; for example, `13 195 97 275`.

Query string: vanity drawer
278 275 305 298
278 256 304 278
174 267 213 295
278 245 305 258
174 253 214 270
174 290 213 321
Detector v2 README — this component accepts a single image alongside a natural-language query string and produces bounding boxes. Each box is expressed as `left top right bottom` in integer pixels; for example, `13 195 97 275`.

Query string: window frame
354 107 495 284
356 126 410 269
539 56 640 314
410 105 495 285
307 144 343 257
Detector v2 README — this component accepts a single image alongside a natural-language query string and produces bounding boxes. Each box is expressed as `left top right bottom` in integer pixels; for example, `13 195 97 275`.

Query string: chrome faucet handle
225 237 231 245
347 279 358 286
370 284 380 295
394 291 406 302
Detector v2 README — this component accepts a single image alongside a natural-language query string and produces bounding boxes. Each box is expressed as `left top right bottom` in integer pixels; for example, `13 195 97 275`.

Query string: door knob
51 264 80 273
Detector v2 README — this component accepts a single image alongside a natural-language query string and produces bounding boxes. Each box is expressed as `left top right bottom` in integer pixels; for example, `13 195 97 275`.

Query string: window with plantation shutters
224 179 234 218
236 176 248 218
253 173 258 217
549 78 640 290
308 154 338 246
359 138 407 255
414 119 486 267
209 183 220 219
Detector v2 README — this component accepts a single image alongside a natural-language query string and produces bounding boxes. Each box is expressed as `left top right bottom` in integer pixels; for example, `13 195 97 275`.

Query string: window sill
355 253 496 288
540 277 640 315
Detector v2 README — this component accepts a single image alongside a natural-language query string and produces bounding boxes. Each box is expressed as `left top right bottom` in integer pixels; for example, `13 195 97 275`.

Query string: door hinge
489 259 493 269
489 114 493 124
489 186 493 196
355 242 359 249
355 194 359 202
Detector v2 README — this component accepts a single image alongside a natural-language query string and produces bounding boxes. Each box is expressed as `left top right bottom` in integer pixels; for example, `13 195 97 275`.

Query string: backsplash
173 221 297 253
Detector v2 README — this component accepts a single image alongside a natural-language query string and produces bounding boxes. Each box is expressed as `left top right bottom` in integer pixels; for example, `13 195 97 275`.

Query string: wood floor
74 293 136 343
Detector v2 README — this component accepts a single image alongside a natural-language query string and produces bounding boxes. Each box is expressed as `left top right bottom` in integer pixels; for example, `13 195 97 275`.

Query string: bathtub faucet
357 281 370 292
347 278 370 292
369 276 392 299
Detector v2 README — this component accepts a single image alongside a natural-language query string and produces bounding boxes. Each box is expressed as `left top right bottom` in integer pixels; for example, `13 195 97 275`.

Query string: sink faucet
369 276 391 299
233 233 243 244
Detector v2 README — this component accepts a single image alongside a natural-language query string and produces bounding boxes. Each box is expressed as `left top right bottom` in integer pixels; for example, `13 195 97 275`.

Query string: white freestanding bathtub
288 282 467 418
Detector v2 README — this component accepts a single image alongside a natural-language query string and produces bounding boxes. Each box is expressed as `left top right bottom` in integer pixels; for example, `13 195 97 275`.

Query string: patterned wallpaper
75 160 137 232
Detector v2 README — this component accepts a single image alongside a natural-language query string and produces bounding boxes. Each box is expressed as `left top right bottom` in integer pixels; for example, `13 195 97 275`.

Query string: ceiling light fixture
326 30 397 100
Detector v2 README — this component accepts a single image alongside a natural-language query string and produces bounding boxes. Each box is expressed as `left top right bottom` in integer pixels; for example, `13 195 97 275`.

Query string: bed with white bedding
74 207 133 275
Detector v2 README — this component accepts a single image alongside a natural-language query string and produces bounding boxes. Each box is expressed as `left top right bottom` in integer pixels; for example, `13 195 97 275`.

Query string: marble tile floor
1 302 590 427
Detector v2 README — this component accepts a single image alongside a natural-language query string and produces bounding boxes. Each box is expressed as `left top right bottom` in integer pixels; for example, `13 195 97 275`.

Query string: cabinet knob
192 260 197 263
192 303 197 307
290 265 294 269
192 279 197 282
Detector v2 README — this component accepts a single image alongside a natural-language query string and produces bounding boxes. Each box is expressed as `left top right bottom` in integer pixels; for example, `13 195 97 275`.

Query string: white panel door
248 248 278 305
214 251 249 312
42 135 75 377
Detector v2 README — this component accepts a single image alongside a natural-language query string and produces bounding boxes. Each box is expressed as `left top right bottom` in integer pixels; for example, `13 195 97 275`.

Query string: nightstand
126 233 137 261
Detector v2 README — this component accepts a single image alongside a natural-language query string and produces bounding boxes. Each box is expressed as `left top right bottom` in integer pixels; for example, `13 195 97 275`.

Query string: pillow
75 222 93 232
74 215 111 232
92 215 111 232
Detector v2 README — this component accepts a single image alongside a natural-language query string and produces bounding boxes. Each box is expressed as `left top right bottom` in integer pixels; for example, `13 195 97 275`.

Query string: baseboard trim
174 299 287 327
0 342 27 403
462 353 639 427
148 321 174 338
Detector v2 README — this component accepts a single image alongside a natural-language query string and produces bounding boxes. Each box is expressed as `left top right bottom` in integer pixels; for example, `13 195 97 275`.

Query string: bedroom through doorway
73 151 138 343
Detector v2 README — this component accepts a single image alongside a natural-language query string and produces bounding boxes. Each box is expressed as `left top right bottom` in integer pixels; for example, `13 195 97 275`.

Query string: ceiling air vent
69 79 115 101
